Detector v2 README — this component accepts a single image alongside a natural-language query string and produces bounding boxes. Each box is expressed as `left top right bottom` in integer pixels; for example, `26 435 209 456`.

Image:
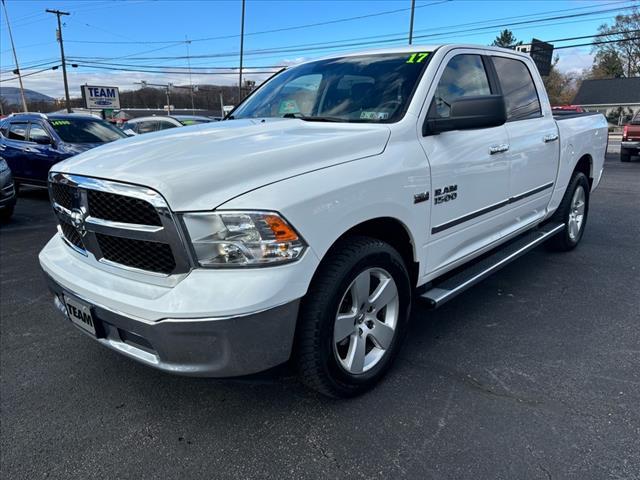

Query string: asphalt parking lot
1 148 639 480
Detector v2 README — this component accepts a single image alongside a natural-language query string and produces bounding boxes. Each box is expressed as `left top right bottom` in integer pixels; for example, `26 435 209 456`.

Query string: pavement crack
526 445 552 480
400 357 543 407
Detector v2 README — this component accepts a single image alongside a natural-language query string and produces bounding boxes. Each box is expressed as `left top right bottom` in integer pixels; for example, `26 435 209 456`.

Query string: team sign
81 85 121 109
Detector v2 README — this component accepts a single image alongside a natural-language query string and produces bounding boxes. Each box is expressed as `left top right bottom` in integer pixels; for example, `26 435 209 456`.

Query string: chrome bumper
621 141 639 149
44 272 300 377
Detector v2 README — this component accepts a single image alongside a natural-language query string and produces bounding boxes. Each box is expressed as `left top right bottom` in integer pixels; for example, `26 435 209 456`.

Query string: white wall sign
81 85 121 109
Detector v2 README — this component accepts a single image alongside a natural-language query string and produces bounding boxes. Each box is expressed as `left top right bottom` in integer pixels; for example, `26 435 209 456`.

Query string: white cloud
556 47 593 76
0 68 275 98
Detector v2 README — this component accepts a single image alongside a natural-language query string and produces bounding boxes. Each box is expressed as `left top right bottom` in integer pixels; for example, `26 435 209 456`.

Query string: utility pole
136 81 173 115
185 38 195 115
409 0 416 45
238 0 246 103
2 0 28 112
46 9 71 113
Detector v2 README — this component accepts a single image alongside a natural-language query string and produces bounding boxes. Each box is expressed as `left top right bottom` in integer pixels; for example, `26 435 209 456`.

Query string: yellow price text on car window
406 52 430 64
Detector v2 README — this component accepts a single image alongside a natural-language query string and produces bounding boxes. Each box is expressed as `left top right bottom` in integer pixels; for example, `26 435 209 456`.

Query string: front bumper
44 272 300 377
0 169 16 209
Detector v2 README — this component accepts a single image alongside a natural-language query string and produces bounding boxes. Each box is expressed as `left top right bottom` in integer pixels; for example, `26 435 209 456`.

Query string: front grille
96 234 176 274
60 222 84 250
49 174 188 276
50 182 75 210
87 190 161 226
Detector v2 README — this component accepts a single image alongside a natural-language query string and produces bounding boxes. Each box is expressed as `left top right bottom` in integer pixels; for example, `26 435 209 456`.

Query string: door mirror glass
423 95 507 135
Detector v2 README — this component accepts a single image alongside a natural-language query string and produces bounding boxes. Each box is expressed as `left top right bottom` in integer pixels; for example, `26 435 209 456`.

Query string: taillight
623 125 629 140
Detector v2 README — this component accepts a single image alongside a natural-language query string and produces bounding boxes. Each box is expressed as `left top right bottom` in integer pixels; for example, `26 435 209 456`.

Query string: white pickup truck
40 45 607 397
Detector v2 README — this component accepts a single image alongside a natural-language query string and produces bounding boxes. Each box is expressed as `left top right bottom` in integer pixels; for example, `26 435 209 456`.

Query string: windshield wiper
282 113 343 122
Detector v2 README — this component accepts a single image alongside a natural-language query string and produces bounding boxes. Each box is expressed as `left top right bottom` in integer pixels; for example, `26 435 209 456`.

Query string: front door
418 51 511 275
27 122 61 184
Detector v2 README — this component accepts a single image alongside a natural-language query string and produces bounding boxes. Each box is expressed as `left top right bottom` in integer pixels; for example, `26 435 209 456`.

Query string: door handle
489 144 509 155
0 145 5 151
543 134 559 143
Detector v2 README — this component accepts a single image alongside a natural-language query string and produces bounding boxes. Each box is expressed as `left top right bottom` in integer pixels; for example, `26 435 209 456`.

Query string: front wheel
295 236 411 398
547 172 590 251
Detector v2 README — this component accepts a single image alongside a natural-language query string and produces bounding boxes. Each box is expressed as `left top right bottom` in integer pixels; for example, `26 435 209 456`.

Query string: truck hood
52 118 391 211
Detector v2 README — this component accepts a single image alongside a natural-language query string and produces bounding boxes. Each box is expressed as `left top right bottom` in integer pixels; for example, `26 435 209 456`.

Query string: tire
295 235 411 398
546 172 590 252
620 149 631 162
0 205 14 222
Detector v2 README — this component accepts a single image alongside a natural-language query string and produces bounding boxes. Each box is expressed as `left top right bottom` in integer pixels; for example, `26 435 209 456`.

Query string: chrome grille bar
49 172 192 276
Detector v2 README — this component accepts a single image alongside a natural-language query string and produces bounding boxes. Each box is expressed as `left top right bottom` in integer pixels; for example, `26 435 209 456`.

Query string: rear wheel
295 236 411 398
620 149 631 162
0 205 14 222
547 172 590 251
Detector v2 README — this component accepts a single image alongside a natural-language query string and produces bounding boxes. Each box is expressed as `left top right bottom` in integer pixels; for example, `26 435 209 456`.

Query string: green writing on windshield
51 120 71 126
406 52 430 64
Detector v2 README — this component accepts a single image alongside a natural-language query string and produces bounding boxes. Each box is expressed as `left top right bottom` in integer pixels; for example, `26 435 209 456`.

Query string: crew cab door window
492 57 541 121
433 54 492 118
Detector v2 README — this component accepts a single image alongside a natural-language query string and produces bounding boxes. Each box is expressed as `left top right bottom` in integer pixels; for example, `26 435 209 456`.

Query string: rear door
2 122 30 180
418 51 511 274
491 54 559 231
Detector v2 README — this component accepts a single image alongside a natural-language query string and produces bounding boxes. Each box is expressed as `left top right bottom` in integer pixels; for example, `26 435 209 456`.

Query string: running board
419 223 565 309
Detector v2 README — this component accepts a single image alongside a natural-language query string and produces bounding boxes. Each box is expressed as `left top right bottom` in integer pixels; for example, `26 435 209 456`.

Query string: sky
1 0 638 99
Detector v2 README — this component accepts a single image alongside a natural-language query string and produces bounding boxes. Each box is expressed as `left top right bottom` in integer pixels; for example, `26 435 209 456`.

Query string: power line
63 0 452 45
0 65 60 83
62 3 637 63
554 35 640 50
70 63 280 75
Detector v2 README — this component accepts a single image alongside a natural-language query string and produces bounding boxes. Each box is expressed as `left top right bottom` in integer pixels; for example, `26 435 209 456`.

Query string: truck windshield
231 52 432 123
49 118 127 144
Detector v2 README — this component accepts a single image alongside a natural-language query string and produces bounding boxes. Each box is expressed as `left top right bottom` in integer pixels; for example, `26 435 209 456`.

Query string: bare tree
592 7 640 77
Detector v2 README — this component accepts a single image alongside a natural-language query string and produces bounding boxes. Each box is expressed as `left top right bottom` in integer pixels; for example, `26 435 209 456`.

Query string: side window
136 121 157 134
156 120 177 130
28 123 52 143
8 122 28 141
492 57 541 121
0 120 8 137
122 122 138 133
434 54 492 118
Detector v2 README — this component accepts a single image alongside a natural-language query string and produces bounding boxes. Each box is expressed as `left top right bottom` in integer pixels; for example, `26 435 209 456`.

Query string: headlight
0 158 8 173
181 211 306 267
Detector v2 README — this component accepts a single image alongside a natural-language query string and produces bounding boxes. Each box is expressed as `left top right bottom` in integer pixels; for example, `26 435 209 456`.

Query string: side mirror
423 95 507 136
34 136 53 146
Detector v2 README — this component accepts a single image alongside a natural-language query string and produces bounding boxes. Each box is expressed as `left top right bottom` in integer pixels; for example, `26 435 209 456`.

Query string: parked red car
551 105 585 113
621 112 640 162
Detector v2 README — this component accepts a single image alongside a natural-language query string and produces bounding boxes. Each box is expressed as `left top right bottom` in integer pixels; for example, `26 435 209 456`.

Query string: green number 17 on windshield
406 52 430 64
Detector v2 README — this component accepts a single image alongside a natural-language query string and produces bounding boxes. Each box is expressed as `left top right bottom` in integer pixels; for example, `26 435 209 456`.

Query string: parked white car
121 115 214 135
40 44 607 397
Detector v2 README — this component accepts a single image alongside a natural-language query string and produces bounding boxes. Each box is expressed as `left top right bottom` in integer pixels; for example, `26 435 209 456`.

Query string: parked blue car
0 113 127 187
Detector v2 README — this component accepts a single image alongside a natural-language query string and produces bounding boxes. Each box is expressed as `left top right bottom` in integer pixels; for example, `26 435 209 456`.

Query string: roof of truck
300 44 529 65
